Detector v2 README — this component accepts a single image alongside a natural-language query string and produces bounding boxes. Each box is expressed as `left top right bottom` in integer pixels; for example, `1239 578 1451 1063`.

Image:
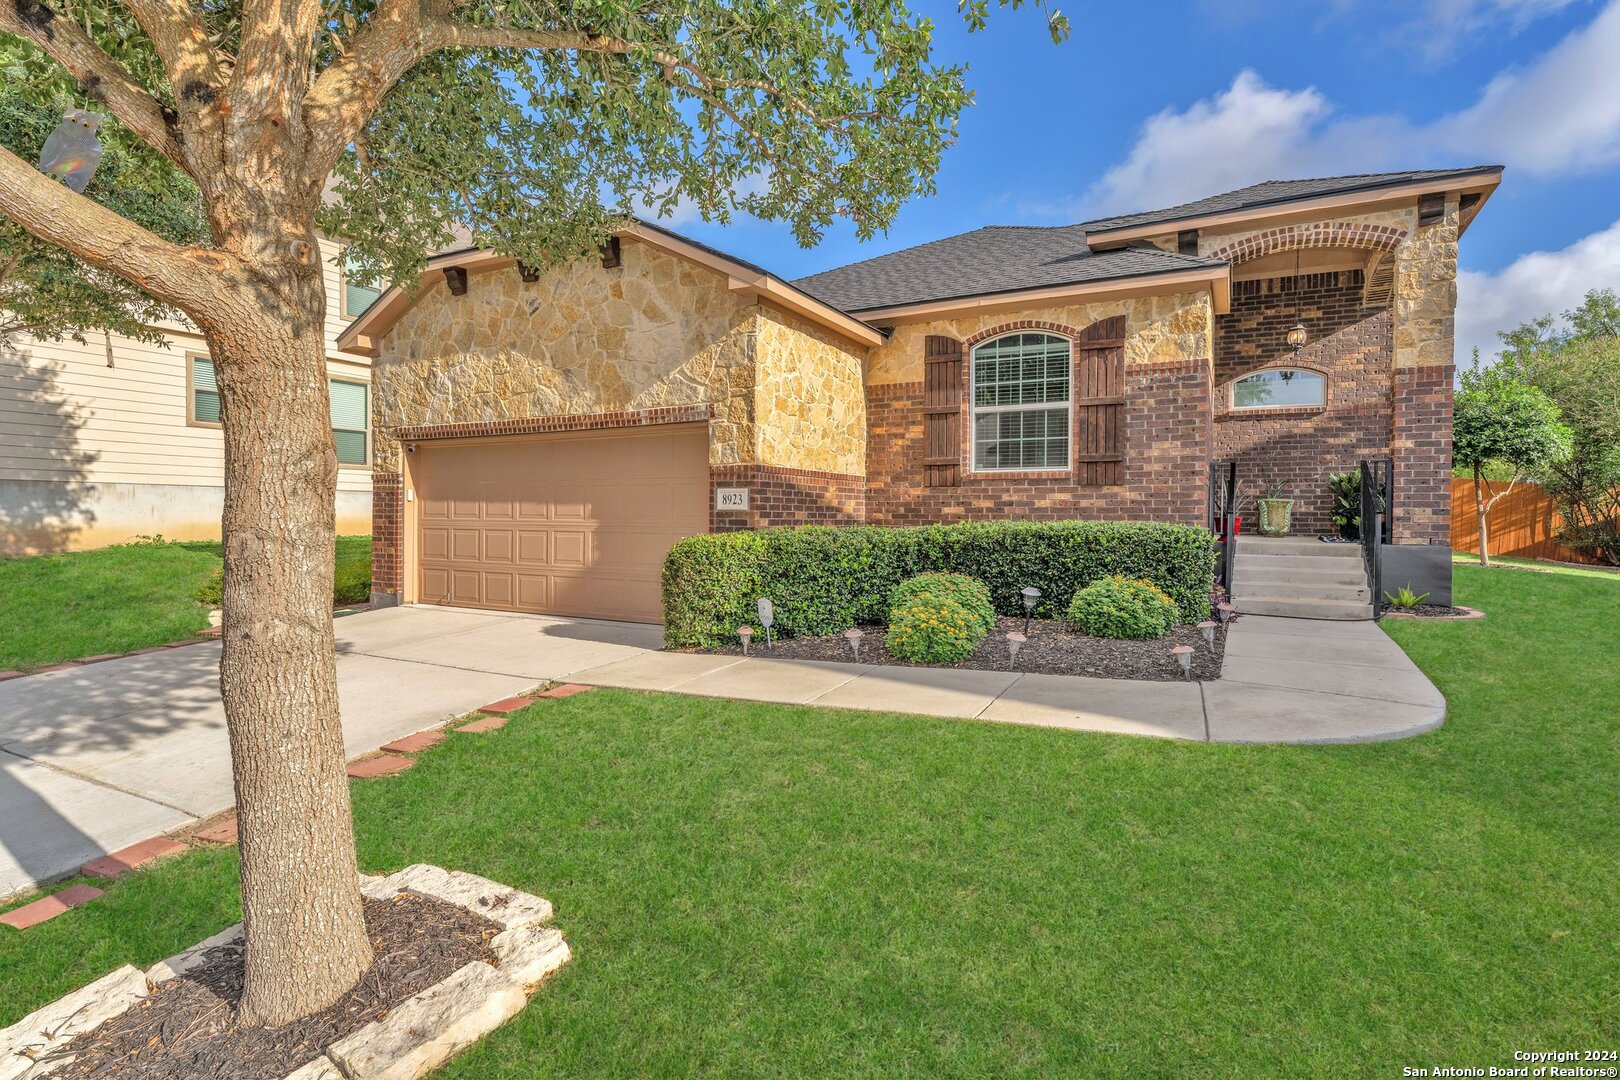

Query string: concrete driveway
0 606 663 899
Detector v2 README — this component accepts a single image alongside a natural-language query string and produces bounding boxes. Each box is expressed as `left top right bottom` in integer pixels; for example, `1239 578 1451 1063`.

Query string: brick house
340 166 1500 621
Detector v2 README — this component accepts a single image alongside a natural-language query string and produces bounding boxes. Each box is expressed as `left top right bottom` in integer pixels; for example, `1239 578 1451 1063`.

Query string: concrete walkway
567 614 1446 745
0 605 1442 900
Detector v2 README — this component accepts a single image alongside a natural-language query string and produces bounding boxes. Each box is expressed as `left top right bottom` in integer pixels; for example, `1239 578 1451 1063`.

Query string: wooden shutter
922 335 963 487
1074 316 1126 486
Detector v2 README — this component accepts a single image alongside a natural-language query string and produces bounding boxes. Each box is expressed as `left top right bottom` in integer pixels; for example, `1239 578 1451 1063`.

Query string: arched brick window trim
1208 221 1408 307
963 319 1085 348
1218 361 1332 413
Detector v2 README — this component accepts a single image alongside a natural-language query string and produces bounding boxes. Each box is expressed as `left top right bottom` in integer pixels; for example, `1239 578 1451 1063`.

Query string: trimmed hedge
663 520 1215 648
888 572 996 636
1067 576 1178 640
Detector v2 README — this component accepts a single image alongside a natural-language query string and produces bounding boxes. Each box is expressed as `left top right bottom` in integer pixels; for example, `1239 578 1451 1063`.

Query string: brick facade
1214 271 1395 535
371 472 404 598
1391 364 1455 545
863 357 1212 527
709 464 865 532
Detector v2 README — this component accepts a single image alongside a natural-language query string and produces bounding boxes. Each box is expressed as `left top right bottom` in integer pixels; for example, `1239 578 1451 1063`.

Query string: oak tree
0 0 1067 1026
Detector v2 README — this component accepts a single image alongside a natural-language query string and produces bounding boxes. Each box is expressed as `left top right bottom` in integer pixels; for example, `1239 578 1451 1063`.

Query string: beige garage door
413 425 709 622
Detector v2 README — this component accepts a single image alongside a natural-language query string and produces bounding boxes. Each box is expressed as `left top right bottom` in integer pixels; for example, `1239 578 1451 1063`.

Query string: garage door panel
483 530 515 563
415 424 708 622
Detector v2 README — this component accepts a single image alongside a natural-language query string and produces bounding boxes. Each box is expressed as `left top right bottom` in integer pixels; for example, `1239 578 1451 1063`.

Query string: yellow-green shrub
886 595 985 663
1066 576 1177 639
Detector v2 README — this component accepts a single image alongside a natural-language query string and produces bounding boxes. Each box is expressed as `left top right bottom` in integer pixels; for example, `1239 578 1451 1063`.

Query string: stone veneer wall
753 306 867 476
1213 270 1394 534
862 291 1215 526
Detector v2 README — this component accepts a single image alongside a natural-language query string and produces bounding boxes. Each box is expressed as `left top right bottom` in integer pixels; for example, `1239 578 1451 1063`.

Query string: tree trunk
207 264 373 1026
1474 464 1491 567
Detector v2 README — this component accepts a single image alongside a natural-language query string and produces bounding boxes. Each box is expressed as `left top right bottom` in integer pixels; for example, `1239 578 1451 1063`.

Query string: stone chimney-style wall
1214 270 1394 535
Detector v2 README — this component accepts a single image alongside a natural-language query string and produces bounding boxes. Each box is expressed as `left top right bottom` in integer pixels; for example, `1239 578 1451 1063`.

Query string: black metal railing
1359 457 1392 618
1209 460 1239 595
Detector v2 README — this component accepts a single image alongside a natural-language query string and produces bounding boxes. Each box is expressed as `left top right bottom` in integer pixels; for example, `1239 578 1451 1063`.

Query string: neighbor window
971 332 1071 471
1229 368 1325 410
341 248 383 318
189 354 220 426
329 379 369 466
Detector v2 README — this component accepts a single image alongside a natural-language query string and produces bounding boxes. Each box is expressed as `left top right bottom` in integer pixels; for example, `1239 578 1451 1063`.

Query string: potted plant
1328 469 1362 540
1213 483 1252 539
1257 481 1294 537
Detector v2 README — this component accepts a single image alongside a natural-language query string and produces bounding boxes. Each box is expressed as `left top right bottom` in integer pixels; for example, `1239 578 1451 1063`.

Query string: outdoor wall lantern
738 626 753 655
1172 645 1194 679
756 597 774 648
1020 587 1041 634
1285 324 1309 351
843 627 863 662
1005 631 1026 670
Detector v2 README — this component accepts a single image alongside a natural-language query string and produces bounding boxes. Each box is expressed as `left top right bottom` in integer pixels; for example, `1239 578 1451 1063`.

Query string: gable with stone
342 166 1500 620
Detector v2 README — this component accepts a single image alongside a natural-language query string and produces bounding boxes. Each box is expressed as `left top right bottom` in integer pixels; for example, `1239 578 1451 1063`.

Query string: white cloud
1062 1 1620 218
1456 219 1620 360
1411 0 1585 59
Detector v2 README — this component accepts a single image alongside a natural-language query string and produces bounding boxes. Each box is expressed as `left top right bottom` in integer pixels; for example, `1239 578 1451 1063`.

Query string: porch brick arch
1206 221 1408 264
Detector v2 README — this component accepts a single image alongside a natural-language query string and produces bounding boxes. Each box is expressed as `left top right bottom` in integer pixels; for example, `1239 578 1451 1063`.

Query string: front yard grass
3 562 1615 1075
0 536 372 671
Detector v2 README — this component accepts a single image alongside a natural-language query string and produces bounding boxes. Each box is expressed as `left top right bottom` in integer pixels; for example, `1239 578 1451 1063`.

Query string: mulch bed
705 615 1225 681
1385 603 1478 619
47 893 500 1080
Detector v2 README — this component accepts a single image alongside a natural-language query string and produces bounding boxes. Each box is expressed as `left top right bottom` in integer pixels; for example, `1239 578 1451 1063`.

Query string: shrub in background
888 572 995 635
886 595 985 664
663 520 1215 648
1066 576 1178 640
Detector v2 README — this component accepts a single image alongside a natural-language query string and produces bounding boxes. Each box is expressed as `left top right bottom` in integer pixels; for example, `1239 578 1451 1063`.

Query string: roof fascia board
1084 171 1503 249
853 265 1232 324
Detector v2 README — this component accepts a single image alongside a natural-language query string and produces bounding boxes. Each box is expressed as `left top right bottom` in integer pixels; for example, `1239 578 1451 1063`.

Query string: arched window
1229 368 1326 410
970 332 1071 471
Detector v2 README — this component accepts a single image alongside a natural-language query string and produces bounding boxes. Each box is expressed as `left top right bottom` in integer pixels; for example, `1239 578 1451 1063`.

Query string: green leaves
1453 355 1570 477
662 521 1216 648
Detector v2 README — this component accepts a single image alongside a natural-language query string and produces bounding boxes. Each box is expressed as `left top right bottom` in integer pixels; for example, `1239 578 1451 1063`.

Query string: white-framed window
188 354 221 427
329 378 369 467
970 332 1071 471
1229 368 1326 410
340 248 383 319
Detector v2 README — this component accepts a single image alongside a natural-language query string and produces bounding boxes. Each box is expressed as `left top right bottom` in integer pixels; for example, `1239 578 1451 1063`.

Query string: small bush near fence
663 520 1215 649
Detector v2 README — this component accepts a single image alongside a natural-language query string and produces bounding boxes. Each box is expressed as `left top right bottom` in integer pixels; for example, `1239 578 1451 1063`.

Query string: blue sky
669 0 1620 360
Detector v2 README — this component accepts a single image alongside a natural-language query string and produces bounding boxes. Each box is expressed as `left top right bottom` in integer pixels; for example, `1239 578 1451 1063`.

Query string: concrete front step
1235 596 1374 621
1235 536 1363 558
1235 552 1365 572
1242 581 1370 602
1233 559 1369 586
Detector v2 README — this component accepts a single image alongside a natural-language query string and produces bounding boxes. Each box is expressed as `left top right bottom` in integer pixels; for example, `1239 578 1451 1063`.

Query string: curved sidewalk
569 614 1446 745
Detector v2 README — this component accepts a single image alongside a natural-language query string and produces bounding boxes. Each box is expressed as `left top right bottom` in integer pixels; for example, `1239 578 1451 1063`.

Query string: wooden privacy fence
1451 477 1601 563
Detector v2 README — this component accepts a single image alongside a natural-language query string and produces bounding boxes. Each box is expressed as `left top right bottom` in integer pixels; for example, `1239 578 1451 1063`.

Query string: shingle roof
792 226 1223 314
1080 166 1502 234
793 166 1501 315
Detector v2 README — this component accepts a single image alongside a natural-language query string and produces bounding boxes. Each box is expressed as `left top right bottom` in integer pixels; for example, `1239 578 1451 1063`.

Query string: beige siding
1 237 373 492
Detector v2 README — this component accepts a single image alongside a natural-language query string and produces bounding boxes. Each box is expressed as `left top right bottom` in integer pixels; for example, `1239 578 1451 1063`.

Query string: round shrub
1066 575 1178 639
887 572 996 635
886 595 986 664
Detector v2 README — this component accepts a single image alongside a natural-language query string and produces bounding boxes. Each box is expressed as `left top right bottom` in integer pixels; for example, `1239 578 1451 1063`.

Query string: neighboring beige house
1 239 377 554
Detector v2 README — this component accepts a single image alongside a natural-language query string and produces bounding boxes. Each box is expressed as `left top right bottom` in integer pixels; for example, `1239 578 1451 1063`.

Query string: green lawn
0 536 372 671
3 562 1616 1075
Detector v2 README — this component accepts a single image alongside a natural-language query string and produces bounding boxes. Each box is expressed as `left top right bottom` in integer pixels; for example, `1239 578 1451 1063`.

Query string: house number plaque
715 487 750 512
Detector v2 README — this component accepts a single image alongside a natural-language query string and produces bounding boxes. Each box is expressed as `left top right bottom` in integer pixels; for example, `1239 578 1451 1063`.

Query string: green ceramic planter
1257 498 1294 537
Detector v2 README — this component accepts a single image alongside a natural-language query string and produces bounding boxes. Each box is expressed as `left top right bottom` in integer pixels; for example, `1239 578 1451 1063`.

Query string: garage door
413 425 709 622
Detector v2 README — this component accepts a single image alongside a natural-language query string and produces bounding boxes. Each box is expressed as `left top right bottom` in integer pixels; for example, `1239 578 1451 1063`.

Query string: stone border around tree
1382 605 1485 621
0 865 569 1080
